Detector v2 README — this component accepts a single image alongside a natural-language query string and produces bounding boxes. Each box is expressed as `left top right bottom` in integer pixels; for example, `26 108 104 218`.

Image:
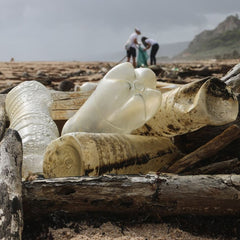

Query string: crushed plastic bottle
5 81 59 178
134 78 239 137
62 62 162 135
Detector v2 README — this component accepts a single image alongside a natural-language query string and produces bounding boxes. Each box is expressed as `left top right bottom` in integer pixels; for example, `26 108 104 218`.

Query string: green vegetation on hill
190 29 240 52
176 15 240 60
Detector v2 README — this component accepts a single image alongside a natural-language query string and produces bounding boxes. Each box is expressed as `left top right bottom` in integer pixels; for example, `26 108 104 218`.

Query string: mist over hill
157 41 190 61
175 14 240 60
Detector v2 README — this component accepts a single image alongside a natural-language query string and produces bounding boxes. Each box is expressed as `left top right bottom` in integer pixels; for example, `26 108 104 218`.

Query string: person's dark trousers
150 44 159 65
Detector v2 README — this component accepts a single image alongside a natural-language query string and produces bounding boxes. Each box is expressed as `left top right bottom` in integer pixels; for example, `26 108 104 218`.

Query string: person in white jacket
141 36 159 65
125 28 141 68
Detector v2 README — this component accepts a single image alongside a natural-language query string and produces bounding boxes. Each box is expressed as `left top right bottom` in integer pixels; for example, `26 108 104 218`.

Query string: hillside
176 15 240 60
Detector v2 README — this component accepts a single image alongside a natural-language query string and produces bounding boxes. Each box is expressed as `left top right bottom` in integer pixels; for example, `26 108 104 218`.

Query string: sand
48 221 221 240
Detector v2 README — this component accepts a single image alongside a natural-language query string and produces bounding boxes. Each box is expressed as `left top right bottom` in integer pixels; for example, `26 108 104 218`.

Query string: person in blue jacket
141 37 159 65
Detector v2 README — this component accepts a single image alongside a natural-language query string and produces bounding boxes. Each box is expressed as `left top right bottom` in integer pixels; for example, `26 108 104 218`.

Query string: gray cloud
0 0 239 61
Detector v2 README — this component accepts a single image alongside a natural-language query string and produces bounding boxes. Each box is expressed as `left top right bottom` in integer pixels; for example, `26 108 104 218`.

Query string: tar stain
96 154 151 175
206 78 234 100
167 124 180 132
182 78 207 95
144 124 152 132
11 196 22 214
85 168 94 176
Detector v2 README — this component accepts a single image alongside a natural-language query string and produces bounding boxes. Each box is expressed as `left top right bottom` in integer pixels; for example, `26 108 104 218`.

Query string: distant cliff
176 15 240 60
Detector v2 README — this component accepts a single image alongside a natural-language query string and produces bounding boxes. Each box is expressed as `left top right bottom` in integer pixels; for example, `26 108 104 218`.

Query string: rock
59 80 75 91
148 65 164 76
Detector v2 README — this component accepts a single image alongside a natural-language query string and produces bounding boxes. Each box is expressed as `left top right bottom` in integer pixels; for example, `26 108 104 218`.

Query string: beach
1 59 239 239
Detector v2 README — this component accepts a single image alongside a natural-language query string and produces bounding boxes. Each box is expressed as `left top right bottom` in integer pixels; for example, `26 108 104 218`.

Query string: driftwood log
168 124 240 173
0 96 6 141
221 62 240 81
173 118 240 167
22 173 240 220
0 129 23 240
186 158 240 174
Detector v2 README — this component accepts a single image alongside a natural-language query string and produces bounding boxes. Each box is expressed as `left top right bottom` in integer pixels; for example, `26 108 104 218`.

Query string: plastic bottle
5 81 59 178
43 132 180 178
134 78 239 137
62 62 162 135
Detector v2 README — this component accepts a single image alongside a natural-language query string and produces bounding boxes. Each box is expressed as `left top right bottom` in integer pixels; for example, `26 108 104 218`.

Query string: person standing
141 37 159 65
125 28 141 68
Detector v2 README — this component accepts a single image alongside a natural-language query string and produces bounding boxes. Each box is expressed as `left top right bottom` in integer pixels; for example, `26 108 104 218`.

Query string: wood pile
1 60 240 239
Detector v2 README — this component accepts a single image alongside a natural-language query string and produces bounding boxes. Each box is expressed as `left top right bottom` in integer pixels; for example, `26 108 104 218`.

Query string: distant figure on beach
125 28 141 68
10 57 15 62
141 37 159 65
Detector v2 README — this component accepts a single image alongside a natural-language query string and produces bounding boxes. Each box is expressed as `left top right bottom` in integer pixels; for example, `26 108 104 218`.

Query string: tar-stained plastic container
43 132 181 178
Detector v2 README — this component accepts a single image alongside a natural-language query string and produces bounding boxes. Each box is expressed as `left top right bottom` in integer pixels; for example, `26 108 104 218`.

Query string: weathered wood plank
51 91 92 120
50 90 92 102
0 91 92 121
51 109 80 121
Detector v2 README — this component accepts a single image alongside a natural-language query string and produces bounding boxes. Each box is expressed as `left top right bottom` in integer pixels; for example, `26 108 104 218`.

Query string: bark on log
221 62 240 82
178 67 217 78
224 73 240 93
0 101 6 141
167 124 240 173
186 158 240 174
173 115 240 153
22 173 240 220
0 129 23 240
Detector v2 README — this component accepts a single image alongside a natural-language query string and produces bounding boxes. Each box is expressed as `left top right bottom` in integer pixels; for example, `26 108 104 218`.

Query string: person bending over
141 37 159 65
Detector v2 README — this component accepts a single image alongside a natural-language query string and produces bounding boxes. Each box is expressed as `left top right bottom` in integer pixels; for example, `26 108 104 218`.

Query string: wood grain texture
0 129 23 240
22 173 240 220
0 91 92 121
167 124 240 173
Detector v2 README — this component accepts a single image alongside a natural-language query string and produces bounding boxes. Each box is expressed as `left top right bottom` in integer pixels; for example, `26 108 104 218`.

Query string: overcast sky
0 0 240 62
